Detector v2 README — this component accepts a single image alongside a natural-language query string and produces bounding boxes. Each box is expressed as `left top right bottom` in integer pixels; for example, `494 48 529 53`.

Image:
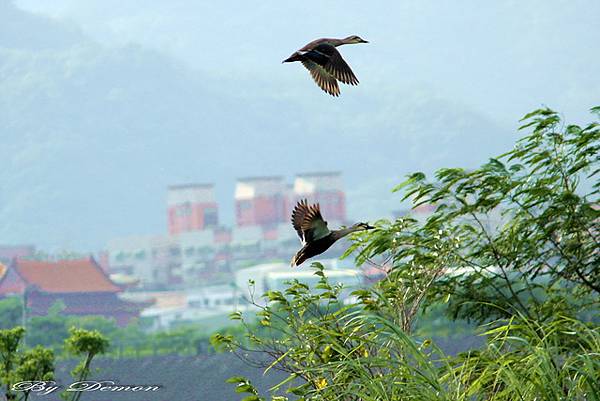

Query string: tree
25 301 68 350
0 326 109 401
14 347 54 401
0 328 55 401
214 106 600 401
347 106 599 324
0 327 26 401
62 328 109 401
0 298 22 330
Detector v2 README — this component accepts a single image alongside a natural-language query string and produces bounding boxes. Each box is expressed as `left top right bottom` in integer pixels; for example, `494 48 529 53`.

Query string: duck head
343 35 369 44
351 222 375 231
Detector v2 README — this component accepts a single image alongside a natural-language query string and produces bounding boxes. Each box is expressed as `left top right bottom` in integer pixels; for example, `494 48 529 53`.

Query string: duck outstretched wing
291 200 330 244
306 44 359 86
301 59 340 97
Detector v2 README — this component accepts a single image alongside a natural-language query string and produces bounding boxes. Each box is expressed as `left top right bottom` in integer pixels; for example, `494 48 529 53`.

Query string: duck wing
291 200 330 244
300 59 340 97
311 44 359 86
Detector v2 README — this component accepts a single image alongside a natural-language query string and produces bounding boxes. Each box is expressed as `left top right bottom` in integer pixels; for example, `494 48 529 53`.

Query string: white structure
177 230 215 282
234 260 361 305
187 284 242 309
130 286 248 331
235 262 286 300
107 234 178 287
294 172 343 195
265 269 360 293
235 177 286 200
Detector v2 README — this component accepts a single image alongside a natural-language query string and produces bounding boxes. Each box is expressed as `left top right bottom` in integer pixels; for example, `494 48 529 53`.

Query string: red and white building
167 184 218 235
235 176 287 227
293 172 346 223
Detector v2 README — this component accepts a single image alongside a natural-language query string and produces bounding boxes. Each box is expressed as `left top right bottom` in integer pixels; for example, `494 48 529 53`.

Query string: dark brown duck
290 199 374 267
283 35 368 97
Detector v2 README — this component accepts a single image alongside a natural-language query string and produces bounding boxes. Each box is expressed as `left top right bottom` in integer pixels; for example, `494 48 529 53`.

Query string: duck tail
282 52 303 63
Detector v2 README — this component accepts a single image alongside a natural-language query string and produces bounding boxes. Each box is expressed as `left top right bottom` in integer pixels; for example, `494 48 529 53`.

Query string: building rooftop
294 173 343 193
295 171 342 177
235 177 286 200
14 257 122 293
168 183 214 190
236 176 284 182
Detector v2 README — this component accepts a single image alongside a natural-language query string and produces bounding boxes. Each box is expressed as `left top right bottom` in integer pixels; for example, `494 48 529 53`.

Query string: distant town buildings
0 171 511 332
126 259 361 331
234 260 359 303
0 172 357 330
106 172 349 290
233 172 345 228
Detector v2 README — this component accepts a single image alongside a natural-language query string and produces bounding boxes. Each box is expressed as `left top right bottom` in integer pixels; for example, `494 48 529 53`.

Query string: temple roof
12 257 121 293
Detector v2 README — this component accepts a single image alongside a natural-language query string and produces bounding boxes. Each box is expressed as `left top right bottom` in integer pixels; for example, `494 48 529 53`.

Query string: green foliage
347 106 599 323
25 301 69 350
62 328 109 401
26 315 68 350
0 295 218 358
0 297 22 330
64 327 109 357
66 315 119 338
226 376 264 401
0 327 26 400
14 346 54 401
0 324 113 401
0 327 55 401
450 315 600 400
14 346 54 383
217 106 600 401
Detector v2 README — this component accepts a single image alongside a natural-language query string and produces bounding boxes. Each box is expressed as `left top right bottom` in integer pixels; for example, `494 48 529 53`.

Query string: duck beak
360 39 369 43
365 224 375 230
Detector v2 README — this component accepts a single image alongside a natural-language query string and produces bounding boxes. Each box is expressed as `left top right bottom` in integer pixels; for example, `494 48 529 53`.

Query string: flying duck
291 199 374 267
282 35 368 97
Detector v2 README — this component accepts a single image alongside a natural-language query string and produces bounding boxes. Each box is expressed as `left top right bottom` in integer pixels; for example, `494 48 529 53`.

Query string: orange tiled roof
15 258 121 293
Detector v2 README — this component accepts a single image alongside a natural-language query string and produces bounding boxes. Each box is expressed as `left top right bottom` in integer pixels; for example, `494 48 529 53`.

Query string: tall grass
282 313 599 401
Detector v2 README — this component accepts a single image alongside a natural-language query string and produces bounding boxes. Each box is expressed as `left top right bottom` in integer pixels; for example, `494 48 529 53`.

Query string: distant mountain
0 0 82 49
0 1 515 251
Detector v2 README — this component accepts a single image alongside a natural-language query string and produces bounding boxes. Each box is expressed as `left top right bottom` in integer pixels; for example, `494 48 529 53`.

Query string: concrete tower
235 176 287 227
293 172 346 222
167 184 218 235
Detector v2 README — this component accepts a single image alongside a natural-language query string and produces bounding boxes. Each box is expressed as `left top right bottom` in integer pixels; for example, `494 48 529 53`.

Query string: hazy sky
16 0 599 121
3 1 599 251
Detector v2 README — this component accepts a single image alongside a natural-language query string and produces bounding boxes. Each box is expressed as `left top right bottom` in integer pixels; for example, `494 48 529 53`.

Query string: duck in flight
282 35 368 97
291 199 374 267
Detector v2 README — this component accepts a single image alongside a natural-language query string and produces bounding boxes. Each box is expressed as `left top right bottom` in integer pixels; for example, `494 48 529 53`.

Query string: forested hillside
0 0 516 250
